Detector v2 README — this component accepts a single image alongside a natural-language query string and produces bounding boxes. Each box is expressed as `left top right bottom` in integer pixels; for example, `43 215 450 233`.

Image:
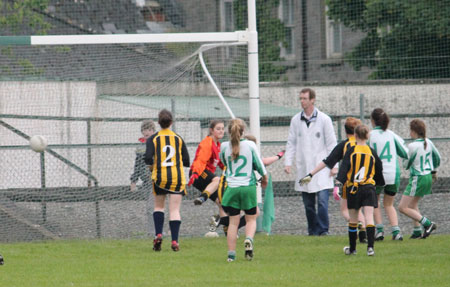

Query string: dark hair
410 119 427 149
208 119 224 135
355 124 370 140
300 88 316 100
141 120 155 132
228 118 245 160
344 117 362 135
371 108 390 131
158 109 173 129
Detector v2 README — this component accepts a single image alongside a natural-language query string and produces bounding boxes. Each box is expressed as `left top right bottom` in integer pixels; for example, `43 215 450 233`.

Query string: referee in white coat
284 88 337 236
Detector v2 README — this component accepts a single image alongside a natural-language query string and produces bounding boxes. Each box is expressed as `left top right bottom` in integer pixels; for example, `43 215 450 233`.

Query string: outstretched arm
263 150 285 166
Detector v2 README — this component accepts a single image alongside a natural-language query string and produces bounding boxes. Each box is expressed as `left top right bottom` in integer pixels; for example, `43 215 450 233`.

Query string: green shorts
376 183 399 196
221 185 257 211
404 174 432 197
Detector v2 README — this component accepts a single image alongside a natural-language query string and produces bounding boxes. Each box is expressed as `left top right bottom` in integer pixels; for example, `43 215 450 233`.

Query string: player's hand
277 150 285 159
333 186 341 201
431 171 438 184
130 182 137 192
330 167 338 177
261 176 268 189
299 173 313 186
188 173 199 186
284 166 291 174
334 179 343 188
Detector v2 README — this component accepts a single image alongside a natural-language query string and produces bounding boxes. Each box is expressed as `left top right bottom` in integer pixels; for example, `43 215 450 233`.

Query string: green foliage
1 46 44 77
0 0 51 35
234 0 287 81
0 0 51 78
1 235 449 286
326 0 450 79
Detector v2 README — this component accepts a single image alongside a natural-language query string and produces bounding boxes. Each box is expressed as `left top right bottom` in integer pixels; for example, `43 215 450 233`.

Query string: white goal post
0 0 261 147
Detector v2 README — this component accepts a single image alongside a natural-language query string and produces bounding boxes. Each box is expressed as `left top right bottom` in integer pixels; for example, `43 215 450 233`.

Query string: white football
29 135 48 152
204 231 219 238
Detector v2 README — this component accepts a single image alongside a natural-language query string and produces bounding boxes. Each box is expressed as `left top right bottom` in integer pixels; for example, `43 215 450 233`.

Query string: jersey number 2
162 145 175 167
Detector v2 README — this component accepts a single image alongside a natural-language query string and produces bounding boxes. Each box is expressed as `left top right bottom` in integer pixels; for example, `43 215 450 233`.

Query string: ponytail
228 118 245 160
371 108 390 131
355 124 370 141
410 119 427 149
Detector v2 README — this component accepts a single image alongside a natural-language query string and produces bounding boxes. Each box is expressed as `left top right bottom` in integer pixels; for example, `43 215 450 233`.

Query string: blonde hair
141 120 155 132
228 118 245 160
244 134 257 144
355 124 370 140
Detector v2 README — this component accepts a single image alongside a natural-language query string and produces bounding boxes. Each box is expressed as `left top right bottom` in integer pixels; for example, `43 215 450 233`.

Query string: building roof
100 94 297 124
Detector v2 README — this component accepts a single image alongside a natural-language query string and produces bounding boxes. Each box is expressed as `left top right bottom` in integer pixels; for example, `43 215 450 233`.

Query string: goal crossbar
0 31 249 46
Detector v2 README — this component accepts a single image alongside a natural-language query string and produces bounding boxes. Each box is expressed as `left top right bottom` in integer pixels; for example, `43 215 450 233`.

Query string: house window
140 0 165 22
220 0 235 60
326 18 342 58
279 0 295 58
221 0 234 32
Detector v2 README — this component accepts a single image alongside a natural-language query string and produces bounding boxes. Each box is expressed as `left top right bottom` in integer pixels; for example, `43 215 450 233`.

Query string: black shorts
153 182 186 196
190 169 218 202
222 205 257 216
346 184 378 210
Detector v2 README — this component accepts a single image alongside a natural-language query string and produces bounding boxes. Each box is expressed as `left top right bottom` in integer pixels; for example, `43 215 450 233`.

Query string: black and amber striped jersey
322 136 356 199
336 144 385 189
144 128 190 192
217 171 227 203
323 136 356 169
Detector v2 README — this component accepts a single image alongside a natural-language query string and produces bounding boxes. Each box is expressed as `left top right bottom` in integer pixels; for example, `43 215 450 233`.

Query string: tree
0 0 51 35
0 0 51 77
234 0 287 81
326 0 450 79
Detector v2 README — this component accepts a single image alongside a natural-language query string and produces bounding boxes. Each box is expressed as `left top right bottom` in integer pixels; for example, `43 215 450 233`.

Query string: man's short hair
300 88 316 100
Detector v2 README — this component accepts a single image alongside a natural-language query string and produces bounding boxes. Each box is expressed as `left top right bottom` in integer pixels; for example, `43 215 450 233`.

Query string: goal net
0 38 250 241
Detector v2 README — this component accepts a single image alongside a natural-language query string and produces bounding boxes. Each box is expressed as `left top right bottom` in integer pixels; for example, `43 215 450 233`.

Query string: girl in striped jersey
368 108 409 241
300 117 368 242
398 119 441 239
220 118 268 262
336 125 385 256
144 109 190 252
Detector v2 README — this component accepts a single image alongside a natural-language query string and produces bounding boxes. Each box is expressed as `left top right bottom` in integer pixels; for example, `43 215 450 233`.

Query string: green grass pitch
0 234 449 287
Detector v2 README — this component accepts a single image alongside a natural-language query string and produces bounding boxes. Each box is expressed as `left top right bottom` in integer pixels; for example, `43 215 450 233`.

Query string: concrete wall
1 81 449 189
0 81 199 189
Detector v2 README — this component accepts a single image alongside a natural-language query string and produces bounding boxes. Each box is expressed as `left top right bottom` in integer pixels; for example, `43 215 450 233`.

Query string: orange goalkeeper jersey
190 136 224 176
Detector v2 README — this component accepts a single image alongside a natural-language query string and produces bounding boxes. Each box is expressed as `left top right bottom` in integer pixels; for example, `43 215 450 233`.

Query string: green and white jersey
368 127 408 184
219 139 267 188
404 138 441 176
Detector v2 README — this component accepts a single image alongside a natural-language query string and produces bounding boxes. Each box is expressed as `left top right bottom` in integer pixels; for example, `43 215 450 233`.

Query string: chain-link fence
1 107 449 241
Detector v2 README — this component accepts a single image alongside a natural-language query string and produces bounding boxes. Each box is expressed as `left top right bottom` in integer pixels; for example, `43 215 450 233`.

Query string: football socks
420 216 431 227
392 226 401 236
153 211 165 236
376 224 384 233
169 220 181 242
366 225 375 249
238 216 247 229
348 223 358 252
